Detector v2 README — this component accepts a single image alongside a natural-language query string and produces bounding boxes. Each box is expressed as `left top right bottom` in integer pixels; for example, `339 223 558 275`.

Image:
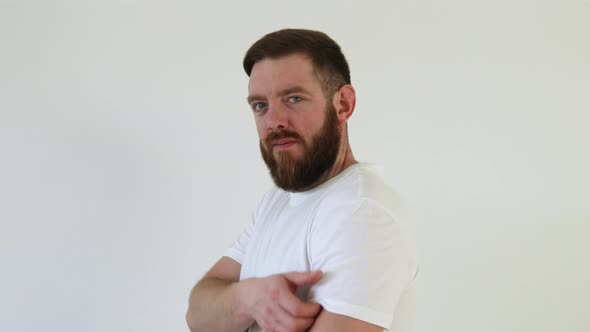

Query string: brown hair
243 28 351 97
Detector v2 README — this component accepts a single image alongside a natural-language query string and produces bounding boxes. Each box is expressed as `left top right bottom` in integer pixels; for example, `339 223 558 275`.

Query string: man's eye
288 96 302 103
252 102 267 111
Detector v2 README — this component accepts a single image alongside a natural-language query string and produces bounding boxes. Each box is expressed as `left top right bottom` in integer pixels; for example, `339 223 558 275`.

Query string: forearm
186 277 253 332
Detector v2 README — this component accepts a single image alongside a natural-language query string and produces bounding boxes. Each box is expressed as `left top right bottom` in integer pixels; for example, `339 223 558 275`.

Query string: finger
272 304 316 332
283 270 323 286
278 290 322 318
277 315 316 332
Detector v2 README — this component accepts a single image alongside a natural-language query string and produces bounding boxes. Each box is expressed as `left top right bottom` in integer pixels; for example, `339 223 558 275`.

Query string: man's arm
308 309 385 332
186 257 252 332
186 256 324 332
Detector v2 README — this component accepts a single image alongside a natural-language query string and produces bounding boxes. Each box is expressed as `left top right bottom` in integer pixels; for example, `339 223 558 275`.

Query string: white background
1 0 588 331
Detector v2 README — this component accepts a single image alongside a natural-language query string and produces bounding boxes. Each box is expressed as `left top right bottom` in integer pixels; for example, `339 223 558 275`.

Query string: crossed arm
186 257 384 332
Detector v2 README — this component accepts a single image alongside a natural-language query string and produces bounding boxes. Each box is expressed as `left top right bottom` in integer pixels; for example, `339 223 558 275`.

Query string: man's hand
238 270 323 332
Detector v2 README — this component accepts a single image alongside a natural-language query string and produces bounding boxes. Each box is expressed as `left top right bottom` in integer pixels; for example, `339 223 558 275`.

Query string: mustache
264 130 303 146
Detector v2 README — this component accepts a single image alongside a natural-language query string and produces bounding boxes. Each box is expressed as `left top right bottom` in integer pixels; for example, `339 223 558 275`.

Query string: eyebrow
247 85 311 104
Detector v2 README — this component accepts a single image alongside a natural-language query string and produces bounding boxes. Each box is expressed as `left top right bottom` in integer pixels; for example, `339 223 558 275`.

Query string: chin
275 150 303 160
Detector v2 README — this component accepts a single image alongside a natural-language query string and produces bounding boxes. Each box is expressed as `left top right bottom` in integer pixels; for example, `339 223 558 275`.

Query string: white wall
1 1 588 331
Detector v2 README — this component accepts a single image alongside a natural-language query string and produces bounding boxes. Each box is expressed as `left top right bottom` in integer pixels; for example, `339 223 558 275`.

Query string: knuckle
264 306 273 316
270 288 280 301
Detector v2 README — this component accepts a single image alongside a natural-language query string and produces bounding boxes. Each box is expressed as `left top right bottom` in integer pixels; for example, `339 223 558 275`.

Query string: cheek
254 118 266 139
299 115 324 137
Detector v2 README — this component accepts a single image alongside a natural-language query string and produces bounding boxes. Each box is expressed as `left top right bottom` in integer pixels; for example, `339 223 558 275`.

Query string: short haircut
243 28 351 97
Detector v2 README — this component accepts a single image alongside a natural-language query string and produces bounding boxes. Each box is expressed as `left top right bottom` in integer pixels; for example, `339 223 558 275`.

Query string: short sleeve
224 187 283 265
224 213 256 264
307 199 417 329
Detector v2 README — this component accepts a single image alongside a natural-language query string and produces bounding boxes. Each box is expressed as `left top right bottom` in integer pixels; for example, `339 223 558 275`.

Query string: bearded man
186 29 419 332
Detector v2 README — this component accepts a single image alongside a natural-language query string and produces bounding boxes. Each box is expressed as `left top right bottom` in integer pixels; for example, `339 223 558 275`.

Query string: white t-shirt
225 163 419 332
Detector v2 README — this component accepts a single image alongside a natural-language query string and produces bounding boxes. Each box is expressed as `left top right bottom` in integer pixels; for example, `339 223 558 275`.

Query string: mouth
271 138 298 151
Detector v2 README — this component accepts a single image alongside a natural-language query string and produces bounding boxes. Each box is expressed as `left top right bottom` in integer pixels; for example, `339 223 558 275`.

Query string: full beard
260 104 341 192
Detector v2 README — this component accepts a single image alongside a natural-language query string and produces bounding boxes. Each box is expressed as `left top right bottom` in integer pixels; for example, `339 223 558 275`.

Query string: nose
266 101 288 132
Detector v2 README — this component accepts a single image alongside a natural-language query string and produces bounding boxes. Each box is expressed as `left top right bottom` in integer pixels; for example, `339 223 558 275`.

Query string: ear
332 84 356 123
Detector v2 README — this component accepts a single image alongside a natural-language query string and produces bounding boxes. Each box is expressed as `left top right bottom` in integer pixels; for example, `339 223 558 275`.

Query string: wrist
230 278 255 325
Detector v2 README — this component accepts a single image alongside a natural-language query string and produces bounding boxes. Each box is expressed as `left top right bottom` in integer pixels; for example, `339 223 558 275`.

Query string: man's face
247 53 341 192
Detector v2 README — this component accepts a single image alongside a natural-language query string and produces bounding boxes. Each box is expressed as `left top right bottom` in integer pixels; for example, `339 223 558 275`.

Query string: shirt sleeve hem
223 248 243 265
315 297 392 329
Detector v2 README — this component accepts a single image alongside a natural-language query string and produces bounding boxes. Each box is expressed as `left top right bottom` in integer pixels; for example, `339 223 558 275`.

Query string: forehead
248 53 322 95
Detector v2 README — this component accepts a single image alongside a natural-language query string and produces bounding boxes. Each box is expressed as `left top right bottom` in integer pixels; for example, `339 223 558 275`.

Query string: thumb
283 270 323 286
